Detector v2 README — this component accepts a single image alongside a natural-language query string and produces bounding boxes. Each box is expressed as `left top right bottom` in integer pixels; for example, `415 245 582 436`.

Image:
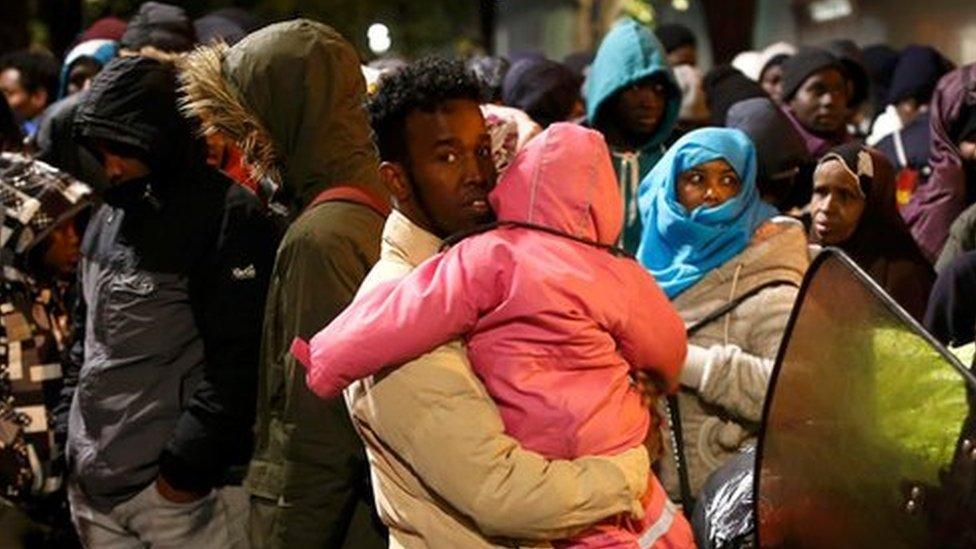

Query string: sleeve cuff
679 344 710 390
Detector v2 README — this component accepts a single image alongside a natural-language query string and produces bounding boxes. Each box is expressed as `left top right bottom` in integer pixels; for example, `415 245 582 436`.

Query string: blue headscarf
636 127 776 298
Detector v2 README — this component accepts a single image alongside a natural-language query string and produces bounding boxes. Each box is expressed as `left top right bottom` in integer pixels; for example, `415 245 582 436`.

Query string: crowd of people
0 1 975 548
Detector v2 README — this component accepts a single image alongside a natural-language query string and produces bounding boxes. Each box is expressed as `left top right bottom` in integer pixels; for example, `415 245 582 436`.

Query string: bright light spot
367 23 391 54
672 0 690 11
808 0 853 22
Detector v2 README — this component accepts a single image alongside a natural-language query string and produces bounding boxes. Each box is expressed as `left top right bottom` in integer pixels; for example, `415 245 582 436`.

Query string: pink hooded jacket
296 123 686 461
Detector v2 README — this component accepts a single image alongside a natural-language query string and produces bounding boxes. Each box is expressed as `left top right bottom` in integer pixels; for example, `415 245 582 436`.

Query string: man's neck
600 125 648 153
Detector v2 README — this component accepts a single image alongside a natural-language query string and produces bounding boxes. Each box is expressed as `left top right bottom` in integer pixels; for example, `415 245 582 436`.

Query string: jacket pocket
105 272 157 355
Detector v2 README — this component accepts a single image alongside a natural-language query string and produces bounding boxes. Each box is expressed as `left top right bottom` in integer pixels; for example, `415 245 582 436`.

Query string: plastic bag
691 447 756 549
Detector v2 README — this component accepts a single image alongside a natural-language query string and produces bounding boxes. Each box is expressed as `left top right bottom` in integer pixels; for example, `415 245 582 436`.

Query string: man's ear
379 161 411 204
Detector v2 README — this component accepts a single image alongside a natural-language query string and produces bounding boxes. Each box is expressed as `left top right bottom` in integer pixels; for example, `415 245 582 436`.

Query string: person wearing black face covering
61 56 278 547
808 143 934 321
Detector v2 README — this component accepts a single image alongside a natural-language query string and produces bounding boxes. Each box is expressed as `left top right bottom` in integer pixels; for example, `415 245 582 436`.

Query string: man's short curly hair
368 56 485 163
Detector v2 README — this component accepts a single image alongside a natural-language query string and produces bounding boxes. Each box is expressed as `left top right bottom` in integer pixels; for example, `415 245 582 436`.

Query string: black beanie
780 48 848 104
502 58 580 128
121 1 196 53
655 24 696 54
703 65 768 125
886 45 952 106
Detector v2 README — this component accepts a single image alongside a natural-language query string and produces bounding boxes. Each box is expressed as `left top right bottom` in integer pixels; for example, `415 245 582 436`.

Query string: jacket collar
382 209 443 268
673 217 809 309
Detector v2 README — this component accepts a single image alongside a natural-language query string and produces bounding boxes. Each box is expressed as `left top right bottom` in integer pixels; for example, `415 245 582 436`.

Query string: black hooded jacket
62 56 278 509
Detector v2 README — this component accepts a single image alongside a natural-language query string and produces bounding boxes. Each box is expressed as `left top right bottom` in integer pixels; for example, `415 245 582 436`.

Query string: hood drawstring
613 151 641 247
724 263 744 345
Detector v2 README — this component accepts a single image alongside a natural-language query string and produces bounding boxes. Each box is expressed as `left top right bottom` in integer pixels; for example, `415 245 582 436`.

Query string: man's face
399 99 497 237
610 76 668 143
95 142 151 187
0 68 47 121
810 159 865 245
667 45 697 68
788 68 849 136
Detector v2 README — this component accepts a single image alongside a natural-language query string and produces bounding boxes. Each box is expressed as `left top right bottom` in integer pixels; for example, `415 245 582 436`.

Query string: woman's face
810 159 866 245
676 159 742 211
761 64 785 103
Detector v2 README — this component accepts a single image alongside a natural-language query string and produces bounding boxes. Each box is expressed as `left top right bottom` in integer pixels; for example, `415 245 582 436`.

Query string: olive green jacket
180 19 389 547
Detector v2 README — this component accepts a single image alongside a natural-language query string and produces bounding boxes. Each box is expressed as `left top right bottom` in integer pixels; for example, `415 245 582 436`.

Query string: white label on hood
64 181 91 204
15 197 40 225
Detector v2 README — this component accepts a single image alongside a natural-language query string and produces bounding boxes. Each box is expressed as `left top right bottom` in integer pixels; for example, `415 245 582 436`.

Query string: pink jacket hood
490 123 623 246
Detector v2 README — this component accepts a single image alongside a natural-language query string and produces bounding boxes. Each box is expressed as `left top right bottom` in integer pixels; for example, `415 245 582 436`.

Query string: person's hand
632 370 667 409
155 475 209 504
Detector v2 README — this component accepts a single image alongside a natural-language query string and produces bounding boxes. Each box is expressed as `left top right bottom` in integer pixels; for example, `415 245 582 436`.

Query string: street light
368 23 392 54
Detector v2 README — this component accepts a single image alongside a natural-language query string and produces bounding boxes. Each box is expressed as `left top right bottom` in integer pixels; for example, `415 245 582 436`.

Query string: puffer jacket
345 210 651 548
657 218 808 498
299 123 691 547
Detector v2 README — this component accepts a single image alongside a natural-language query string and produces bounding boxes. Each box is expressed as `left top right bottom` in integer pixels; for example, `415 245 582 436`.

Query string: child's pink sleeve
299 241 509 399
617 271 687 391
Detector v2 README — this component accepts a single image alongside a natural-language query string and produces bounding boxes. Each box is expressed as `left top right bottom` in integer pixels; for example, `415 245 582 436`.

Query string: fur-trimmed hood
179 19 383 211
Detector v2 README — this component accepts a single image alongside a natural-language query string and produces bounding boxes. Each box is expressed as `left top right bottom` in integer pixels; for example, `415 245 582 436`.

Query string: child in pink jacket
294 123 691 548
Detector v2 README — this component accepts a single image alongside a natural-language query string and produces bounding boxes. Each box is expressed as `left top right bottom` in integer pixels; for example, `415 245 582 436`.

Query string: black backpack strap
441 221 635 259
667 279 798 513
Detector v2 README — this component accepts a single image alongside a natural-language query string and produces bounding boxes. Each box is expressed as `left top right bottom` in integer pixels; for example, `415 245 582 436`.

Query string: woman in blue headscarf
637 127 810 498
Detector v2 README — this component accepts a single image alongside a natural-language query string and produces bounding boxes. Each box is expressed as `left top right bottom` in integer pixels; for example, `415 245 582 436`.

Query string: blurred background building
5 0 976 66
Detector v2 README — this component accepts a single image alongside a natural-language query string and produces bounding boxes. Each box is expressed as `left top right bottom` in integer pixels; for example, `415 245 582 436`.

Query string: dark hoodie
902 63 976 263
180 19 388 547
585 18 680 253
63 56 277 511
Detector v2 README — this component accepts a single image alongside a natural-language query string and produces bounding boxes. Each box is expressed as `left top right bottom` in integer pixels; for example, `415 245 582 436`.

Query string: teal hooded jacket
586 18 681 253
